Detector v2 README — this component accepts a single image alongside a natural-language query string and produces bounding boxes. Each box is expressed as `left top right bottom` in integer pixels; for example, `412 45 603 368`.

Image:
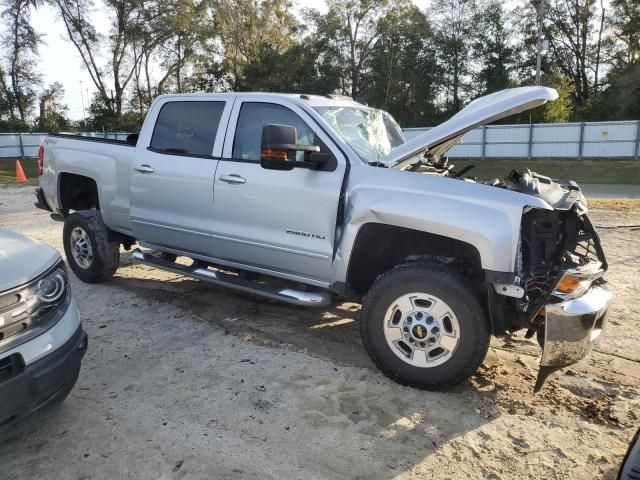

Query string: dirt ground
0 185 638 480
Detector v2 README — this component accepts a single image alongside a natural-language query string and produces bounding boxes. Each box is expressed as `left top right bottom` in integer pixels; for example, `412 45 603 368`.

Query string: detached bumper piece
0 327 88 426
535 284 612 392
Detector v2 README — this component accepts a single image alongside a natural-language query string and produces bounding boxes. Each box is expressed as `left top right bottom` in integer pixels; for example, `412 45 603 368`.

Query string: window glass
150 101 225 156
233 103 319 161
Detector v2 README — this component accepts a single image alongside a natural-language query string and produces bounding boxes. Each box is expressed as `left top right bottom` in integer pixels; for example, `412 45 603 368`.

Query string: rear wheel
63 210 120 283
360 263 490 389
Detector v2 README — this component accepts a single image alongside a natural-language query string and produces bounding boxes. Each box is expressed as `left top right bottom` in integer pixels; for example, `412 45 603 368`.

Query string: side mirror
261 124 296 170
260 124 324 170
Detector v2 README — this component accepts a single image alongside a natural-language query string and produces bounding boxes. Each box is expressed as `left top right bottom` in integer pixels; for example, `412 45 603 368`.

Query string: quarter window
150 101 225 156
232 103 321 162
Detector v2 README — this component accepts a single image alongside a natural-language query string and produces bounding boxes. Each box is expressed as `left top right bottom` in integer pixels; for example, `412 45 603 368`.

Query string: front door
130 99 231 255
211 99 346 283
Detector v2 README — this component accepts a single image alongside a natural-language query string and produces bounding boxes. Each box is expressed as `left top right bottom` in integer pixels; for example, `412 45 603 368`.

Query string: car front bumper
535 284 612 391
0 318 88 427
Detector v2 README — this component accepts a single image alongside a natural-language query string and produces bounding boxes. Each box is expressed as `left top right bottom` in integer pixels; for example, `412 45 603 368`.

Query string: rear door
211 97 346 284
130 98 233 255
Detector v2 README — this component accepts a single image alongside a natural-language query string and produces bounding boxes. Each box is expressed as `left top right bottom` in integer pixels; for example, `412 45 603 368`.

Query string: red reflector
37 145 44 176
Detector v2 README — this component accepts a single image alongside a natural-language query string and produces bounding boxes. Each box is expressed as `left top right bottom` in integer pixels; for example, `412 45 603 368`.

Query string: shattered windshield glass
313 106 406 164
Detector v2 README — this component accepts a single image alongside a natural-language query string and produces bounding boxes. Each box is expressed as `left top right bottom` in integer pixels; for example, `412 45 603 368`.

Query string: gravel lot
1 185 638 479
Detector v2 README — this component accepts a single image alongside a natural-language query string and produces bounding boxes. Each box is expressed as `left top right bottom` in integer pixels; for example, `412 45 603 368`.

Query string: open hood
385 87 558 169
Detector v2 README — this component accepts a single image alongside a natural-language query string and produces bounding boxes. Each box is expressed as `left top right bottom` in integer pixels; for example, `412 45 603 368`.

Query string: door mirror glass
260 124 323 170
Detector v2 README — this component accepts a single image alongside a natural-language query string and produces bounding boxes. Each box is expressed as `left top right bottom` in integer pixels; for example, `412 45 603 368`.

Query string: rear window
150 101 225 156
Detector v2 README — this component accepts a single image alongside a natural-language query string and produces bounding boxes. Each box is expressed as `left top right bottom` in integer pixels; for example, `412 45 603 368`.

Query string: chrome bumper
535 284 612 391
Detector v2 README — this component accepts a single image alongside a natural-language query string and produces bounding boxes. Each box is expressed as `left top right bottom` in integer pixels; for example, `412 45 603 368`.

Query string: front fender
332 166 551 283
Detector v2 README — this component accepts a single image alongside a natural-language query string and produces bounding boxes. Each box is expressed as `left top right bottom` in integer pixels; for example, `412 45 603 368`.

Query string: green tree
540 0 608 107
472 0 518 95
609 0 640 67
52 0 143 120
308 0 393 98
431 0 477 113
240 40 342 94
365 1 441 126
214 0 300 90
0 0 43 129
36 82 71 131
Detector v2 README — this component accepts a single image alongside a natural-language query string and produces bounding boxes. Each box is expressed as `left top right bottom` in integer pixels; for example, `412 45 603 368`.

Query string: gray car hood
0 227 60 292
386 87 559 169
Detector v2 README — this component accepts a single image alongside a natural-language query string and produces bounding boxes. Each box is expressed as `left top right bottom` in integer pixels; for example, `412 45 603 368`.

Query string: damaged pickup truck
35 87 612 391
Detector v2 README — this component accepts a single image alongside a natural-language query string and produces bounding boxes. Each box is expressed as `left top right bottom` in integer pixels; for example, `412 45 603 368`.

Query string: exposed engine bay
412 158 608 330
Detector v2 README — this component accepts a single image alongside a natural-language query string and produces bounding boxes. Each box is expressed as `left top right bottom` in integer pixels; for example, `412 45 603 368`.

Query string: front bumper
535 284 612 391
0 325 88 427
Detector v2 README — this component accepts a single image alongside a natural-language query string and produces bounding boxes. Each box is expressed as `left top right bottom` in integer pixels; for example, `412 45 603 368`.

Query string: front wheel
360 263 490 389
63 210 120 283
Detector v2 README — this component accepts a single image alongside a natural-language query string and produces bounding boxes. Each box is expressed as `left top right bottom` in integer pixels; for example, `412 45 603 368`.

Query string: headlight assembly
37 270 67 303
0 262 70 350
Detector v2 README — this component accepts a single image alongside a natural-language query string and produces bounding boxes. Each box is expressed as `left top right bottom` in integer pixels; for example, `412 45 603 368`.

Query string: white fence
1 121 640 159
405 120 640 159
0 132 130 158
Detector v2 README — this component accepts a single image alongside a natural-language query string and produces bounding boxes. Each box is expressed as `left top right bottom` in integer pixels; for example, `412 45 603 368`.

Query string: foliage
36 82 71 131
0 0 640 133
0 0 42 129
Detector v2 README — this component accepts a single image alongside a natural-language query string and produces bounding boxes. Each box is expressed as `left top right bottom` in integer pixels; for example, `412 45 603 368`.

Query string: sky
29 0 429 121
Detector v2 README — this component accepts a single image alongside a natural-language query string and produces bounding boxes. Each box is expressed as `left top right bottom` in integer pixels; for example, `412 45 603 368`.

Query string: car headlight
0 261 70 350
37 270 67 303
6 264 69 325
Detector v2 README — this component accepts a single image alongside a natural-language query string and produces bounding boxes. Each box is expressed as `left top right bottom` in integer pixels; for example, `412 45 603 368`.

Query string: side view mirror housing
260 124 326 170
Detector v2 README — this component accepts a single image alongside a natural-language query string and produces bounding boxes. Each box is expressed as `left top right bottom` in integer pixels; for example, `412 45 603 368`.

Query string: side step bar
131 249 332 308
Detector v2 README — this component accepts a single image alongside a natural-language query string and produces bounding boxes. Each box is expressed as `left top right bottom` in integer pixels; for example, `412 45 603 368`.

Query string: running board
131 249 332 308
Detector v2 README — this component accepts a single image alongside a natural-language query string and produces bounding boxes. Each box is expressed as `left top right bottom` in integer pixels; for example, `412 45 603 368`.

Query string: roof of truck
154 92 365 109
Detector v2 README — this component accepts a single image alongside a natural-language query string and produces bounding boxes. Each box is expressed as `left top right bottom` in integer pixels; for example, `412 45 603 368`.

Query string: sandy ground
0 185 638 480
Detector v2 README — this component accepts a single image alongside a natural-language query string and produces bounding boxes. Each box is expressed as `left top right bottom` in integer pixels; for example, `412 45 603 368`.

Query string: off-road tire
360 263 490 389
63 210 120 283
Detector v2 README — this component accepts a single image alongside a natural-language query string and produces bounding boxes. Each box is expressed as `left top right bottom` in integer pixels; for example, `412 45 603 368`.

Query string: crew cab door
130 98 232 255
212 98 346 284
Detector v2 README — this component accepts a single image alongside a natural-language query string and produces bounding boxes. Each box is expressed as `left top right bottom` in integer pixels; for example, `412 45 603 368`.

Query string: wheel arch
345 223 484 296
57 172 101 214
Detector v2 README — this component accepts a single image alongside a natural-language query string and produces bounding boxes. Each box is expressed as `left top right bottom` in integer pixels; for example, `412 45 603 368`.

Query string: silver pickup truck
35 87 611 391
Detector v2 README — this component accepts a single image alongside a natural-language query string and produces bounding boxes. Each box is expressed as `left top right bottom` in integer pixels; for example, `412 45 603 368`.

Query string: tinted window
233 103 320 162
150 101 224 156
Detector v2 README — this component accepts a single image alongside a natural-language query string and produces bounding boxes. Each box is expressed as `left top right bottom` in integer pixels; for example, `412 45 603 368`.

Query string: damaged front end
496 171 612 391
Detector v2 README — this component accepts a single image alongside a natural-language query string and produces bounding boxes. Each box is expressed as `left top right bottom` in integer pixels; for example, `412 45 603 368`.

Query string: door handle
134 164 155 173
219 174 246 185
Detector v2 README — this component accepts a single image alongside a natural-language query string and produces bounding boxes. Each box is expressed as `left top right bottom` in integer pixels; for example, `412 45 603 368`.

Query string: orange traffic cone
16 160 27 183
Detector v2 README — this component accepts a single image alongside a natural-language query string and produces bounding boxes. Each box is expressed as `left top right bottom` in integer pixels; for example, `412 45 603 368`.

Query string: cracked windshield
314 106 406 164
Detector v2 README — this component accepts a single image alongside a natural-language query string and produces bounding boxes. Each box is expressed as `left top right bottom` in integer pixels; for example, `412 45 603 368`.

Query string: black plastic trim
483 270 518 284
146 147 219 161
0 326 87 426
49 132 133 147
34 187 52 212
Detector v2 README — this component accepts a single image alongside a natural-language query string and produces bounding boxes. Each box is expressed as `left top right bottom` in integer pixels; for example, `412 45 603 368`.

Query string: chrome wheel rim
70 227 93 269
383 292 461 368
